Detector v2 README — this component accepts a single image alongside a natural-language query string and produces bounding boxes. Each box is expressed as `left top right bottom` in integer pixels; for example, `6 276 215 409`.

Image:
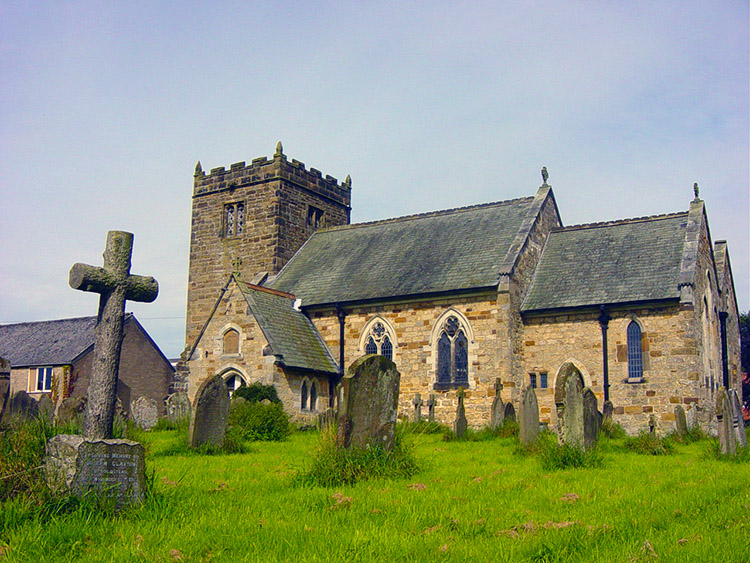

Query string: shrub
624 431 675 455
298 425 419 487
228 400 291 441
232 382 281 404
704 439 750 463
536 433 603 470
0 417 55 501
600 418 627 439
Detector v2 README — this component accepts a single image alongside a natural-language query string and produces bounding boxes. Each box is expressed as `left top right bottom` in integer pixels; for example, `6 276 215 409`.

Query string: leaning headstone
602 400 614 421
69 230 158 440
131 396 159 430
412 393 423 422
37 394 55 424
188 375 231 449
0 357 10 423
426 394 436 422
46 434 146 507
582 388 599 451
7 390 39 423
716 387 736 456
490 378 505 428
317 407 336 431
337 355 400 450
165 391 191 422
674 404 688 438
55 395 87 428
730 389 747 448
557 373 584 447
686 403 697 429
503 401 516 422
453 387 468 438
519 385 540 445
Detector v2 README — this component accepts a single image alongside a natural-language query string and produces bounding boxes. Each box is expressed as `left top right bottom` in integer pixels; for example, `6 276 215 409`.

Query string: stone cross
426 393 436 422
69 231 158 440
412 393 423 422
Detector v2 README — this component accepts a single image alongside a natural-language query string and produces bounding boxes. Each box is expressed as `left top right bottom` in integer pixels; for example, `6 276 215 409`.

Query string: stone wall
185 148 351 350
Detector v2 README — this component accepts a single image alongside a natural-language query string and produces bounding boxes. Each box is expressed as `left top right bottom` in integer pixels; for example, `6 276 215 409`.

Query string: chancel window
223 329 239 355
363 321 393 361
35 367 52 392
435 315 469 389
627 321 643 382
224 203 245 237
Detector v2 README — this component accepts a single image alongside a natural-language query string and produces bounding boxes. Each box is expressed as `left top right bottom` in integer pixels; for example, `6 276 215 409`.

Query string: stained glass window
435 315 470 388
225 204 235 236
365 337 377 355
363 320 394 361
236 203 244 234
627 321 643 381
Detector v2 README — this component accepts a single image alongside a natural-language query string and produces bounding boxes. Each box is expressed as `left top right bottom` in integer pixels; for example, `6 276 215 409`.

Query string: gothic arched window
301 380 309 410
627 321 643 382
223 329 239 355
224 203 245 237
363 321 393 361
435 315 469 389
310 381 318 412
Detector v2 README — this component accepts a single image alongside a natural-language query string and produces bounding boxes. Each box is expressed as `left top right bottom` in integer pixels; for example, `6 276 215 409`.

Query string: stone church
182 143 741 434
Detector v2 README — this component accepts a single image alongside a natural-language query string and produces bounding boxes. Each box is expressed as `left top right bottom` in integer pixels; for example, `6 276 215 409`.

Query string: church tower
184 143 351 350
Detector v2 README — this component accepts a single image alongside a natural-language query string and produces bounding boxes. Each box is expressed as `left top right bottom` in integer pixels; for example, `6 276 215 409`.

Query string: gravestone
7 390 38 423
730 389 747 448
674 405 688 437
0 357 10 423
715 387 735 456
686 403 697 430
55 396 87 428
412 393 423 422
46 434 146 507
582 388 599 450
426 394 436 422
648 414 657 435
69 230 158 440
490 378 505 428
453 387 468 438
131 396 159 430
188 375 231 448
317 407 336 431
602 400 614 421
37 394 55 424
519 385 539 445
165 391 191 422
503 401 516 422
337 355 400 450
557 372 584 447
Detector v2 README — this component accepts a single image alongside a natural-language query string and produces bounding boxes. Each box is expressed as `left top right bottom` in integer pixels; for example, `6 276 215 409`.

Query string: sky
1 1 748 359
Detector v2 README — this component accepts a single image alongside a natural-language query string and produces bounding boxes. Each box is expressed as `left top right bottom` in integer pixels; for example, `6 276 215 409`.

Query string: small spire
274 141 284 157
693 182 700 200
345 174 351 187
194 161 203 176
541 166 549 185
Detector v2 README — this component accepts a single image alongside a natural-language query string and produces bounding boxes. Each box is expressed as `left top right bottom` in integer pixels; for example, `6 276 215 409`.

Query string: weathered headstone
602 400 614 421
46 434 146 507
131 396 159 430
453 387 468 438
674 404 688 437
37 394 55 424
337 355 400 449
519 385 540 445
490 378 505 428
165 391 191 422
426 394 436 422
0 357 10 423
7 390 38 423
412 393 423 422
503 401 516 422
317 407 336 431
557 372 584 447
686 403 697 429
730 389 747 448
69 230 158 440
188 375 231 448
55 395 87 428
716 387 735 456
582 388 599 451
648 414 657 435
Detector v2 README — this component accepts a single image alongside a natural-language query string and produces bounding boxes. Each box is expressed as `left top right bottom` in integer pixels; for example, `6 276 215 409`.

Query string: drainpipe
598 306 610 402
334 304 346 407
719 311 729 389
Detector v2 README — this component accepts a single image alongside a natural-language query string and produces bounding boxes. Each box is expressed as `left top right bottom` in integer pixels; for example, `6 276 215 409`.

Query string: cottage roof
238 282 339 374
0 316 100 366
521 212 689 312
269 196 537 306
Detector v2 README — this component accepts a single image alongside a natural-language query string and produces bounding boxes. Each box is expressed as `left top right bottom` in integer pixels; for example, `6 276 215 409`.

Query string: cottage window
435 315 469 389
224 203 244 237
627 321 643 382
35 367 52 392
363 321 393 361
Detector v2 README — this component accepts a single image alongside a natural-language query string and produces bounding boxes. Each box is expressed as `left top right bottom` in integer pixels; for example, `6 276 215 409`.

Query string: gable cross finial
232 257 242 278
541 166 549 185
693 182 700 200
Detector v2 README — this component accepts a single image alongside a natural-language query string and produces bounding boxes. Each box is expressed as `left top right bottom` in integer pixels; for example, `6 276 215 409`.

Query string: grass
0 424 748 562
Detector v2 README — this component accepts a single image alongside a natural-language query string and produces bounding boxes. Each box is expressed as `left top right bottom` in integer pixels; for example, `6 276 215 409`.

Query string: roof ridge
553 210 688 232
319 195 535 232
0 315 97 328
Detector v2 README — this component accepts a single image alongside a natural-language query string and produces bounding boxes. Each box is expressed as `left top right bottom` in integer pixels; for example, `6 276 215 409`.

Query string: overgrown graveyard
1 419 748 562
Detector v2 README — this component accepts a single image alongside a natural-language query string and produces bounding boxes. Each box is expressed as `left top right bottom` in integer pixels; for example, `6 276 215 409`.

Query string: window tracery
363 320 394 361
435 314 469 389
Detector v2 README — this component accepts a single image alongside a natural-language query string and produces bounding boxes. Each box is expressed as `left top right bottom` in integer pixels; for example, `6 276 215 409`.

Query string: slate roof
521 213 689 312
269 197 536 306
238 282 339 374
0 316 99 367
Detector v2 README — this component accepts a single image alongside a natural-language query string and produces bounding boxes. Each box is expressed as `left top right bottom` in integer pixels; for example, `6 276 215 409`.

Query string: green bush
624 430 675 455
0 417 55 501
228 400 291 442
600 418 627 439
232 382 281 404
536 433 603 470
